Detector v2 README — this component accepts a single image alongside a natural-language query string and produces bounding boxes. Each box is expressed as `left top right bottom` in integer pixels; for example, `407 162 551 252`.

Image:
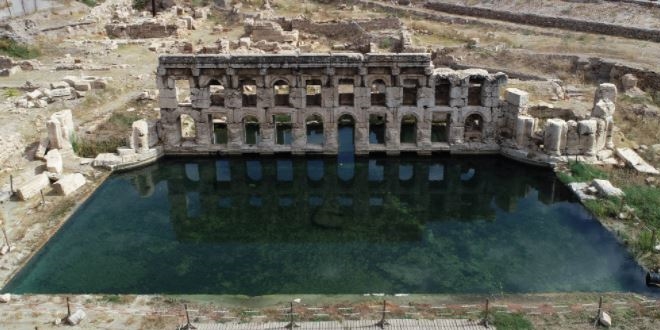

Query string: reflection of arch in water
245 160 263 181
215 160 231 182
276 159 293 182
460 168 475 181
185 163 200 182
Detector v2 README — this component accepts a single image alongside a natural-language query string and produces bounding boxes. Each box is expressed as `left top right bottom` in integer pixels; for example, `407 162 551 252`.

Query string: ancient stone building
156 53 507 156
155 53 616 164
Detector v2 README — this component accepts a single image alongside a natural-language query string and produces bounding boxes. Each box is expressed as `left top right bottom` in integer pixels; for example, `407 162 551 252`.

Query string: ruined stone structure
155 53 615 163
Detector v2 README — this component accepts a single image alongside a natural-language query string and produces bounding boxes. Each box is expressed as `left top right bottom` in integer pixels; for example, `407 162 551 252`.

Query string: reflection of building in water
148 157 567 243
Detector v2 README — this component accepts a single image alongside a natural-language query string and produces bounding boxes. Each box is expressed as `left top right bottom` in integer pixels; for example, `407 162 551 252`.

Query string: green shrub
493 313 533 330
3 88 21 98
0 38 40 59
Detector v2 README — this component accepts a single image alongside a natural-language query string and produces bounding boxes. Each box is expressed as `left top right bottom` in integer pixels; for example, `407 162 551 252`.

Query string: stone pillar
515 115 535 147
47 109 74 150
578 119 598 156
130 119 150 153
544 118 567 156
565 120 579 155
228 123 243 150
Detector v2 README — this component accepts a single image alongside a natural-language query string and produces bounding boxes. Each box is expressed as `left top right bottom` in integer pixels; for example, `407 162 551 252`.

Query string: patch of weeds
557 161 607 184
583 198 621 219
3 88 21 97
78 0 97 7
622 185 660 228
52 198 76 219
635 230 656 254
102 295 122 303
72 135 127 158
132 0 147 10
0 38 40 59
492 312 534 330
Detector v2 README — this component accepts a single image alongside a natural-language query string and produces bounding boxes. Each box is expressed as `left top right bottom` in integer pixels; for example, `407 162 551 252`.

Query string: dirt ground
0 0 660 329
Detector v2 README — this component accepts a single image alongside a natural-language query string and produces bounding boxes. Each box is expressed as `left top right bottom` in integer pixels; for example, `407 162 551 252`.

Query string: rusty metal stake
285 301 298 329
374 300 389 329
2 227 10 251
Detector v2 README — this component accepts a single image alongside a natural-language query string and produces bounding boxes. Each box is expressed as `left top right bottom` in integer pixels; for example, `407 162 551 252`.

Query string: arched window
400 114 417 144
273 80 290 107
435 79 450 106
180 114 196 139
464 113 483 141
338 79 354 106
209 79 225 106
306 114 324 145
370 79 387 106
468 78 484 106
431 113 450 143
369 114 386 144
240 79 257 107
273 114 292 145
402 79 418 106
212 116 228 144
243 116 260 145
306 79 322 106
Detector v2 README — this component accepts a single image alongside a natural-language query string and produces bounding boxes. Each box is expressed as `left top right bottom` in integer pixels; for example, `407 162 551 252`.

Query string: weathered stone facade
157 53 507 156
155 53 614 163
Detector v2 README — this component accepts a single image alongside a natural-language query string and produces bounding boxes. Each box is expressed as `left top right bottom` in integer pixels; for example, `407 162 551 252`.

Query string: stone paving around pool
0 294 659 329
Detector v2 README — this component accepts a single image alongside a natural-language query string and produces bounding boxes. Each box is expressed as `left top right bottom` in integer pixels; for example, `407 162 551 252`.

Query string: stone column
544 118 567 156
515 115 535 147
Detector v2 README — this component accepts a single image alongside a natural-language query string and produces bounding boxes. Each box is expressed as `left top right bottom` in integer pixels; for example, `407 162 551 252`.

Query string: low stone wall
105 20 179 39
424 1 660 42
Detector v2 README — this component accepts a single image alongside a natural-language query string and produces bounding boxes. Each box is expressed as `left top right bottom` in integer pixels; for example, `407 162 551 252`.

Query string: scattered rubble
616 147 660 175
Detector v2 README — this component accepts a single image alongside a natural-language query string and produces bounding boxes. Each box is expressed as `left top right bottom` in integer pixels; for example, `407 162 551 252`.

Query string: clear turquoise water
2 153 652 295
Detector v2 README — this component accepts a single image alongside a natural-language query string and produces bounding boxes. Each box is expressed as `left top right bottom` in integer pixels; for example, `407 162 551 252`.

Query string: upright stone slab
515 115 535 147
130 119 150 153
544 118 567 156
45 149 63 174
505 88 529 108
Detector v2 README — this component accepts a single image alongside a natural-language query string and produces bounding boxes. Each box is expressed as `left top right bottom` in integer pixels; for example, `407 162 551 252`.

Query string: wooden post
40 189 45 206
66 297 71 317
151 0 156 17
483 298 490 328
9 175 13 194
20 0 25 15
285 301 298 329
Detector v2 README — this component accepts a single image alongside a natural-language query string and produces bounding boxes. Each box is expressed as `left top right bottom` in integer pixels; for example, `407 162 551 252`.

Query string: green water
3 156 652 295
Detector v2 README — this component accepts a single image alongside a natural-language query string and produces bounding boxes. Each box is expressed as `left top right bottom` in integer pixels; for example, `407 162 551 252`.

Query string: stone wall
156 53 506 156
105 19 179 39
424 1 660 42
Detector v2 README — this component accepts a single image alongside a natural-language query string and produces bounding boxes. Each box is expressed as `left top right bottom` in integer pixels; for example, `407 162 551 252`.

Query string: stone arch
400 113 418 144
243 115 260 145
179 114 196 139
370 79 387 106
464 113 483 142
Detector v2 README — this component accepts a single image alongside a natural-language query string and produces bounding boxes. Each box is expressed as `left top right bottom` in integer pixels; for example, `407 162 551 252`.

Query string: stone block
34 138 49 160
73 81 91 91
594 83 617 104
621 74 637 92
599 311 611 328
50 87 72 97
65 309 86 326
93 153 122 169
91 79 107 89
16 173 50 201
51 81 69 90
53 173 86 196
0 66 21 76
592 99 615 118
505 88 529 107
45 149 63 174
26 89 42 100
592 179 624 198
616 147 660 175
